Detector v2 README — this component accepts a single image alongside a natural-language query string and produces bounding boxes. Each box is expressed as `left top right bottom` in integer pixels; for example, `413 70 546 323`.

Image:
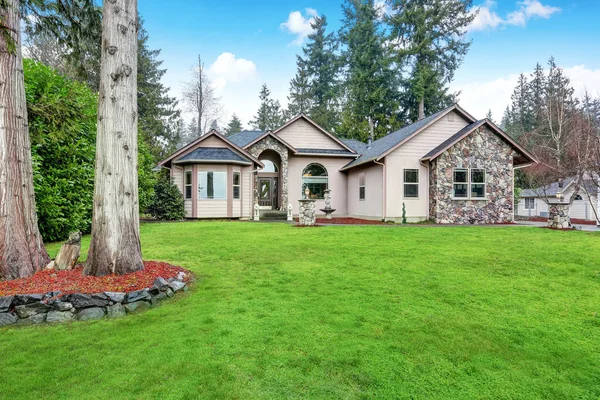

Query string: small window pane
525 198 534 209
359 186 365 200
185 171 192 185
471 169 485 183
454 169 467 183
471 184 485 198
185 186 192 199
233 172 240 186
207 172 214 198
404 169 419 183
303 163 327 177
212 172 227 199
261 160 278 172
454 184 468 198
404 184 418 198
233 186 240 199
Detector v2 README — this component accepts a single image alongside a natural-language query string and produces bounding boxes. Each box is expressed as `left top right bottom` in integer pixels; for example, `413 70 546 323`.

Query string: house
158 104 536 224
516 177 599 223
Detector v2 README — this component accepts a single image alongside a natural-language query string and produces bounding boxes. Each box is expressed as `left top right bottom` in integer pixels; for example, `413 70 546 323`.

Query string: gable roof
341 104 476 171
158 129 263 168
228 130 264 148
420 118 537 166
273 114 356 153
242 131 298 153
174 148 252 165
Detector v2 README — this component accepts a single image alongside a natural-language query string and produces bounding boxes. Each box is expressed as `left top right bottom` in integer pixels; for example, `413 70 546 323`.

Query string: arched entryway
257 150 281 210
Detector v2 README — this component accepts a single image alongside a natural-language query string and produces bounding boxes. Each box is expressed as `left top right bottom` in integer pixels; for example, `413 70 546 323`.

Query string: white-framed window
184 171 192 200
453 168 486 199
573 194 583 200
359 173 366 201
233 172 241 199
198 171 227 199
302 163 328 199
403 169 419 198
524 198 535 209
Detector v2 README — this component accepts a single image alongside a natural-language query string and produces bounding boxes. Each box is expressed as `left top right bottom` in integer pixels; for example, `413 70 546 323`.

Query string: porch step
259 210 287 221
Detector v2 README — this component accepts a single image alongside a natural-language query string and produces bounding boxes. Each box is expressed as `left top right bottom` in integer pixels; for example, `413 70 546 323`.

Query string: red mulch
524 216 597 225
0 261 190 297
294 217 386 225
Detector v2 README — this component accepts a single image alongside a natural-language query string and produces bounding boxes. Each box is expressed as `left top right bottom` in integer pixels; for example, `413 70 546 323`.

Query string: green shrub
25 59 156 242
146 175 185 220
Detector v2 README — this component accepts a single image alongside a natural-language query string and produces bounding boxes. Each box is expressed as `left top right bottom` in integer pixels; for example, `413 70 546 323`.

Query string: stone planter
0 275 190 328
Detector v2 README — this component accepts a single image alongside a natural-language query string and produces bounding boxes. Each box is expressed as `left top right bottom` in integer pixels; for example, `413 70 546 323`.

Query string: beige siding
195 135 227 148
347 164 383 218
287 155 350 216
384 111 471 221
276 119 345 150
242 166 252 219
517 196 598 221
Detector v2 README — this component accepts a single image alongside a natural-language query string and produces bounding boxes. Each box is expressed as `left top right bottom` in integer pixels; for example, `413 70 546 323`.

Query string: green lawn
1 222 599 399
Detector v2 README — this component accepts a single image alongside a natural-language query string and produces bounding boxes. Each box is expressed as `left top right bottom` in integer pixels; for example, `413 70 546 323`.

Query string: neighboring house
158 104 536 223
517 178 599 222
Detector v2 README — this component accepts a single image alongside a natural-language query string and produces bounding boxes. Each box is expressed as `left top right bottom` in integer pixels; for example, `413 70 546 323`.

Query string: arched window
573 194 583 201
261 160 278 172
302 163 328 199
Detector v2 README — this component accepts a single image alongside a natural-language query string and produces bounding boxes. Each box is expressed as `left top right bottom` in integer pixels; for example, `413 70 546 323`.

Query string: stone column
547 201 571 229
298 200 316 226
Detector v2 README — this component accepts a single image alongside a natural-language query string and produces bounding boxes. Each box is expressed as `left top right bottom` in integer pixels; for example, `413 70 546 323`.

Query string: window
359 173 366 200
184 171 192 200
453 168 486 199
524 198 534 209
198 171 227 199
233 172 241 199
403 169 419 198
261 160 278 172
470 169 486 198
302 163 328 199
573 194 583 201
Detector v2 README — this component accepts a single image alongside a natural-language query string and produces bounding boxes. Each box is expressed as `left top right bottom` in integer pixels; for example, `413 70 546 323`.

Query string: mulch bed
524 216 597 225
0 261 189 297
294 217 386 225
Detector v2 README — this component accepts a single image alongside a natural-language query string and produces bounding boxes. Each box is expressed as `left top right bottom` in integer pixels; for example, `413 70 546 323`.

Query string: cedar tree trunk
84 0 143 276
0 0 50 280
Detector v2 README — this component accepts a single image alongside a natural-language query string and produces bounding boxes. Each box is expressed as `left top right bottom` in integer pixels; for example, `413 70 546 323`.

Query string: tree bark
418 98 425 120
0 0 50 280
84 0 143 276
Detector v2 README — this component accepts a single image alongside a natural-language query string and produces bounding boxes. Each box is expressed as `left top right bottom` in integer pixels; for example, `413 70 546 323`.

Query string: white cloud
375 0 391 19
280 9 318 46
451 65 600 122
467 0 560 32
207 52 258 92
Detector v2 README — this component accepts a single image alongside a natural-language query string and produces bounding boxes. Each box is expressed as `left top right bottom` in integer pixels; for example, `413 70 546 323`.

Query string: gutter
373 159 386 221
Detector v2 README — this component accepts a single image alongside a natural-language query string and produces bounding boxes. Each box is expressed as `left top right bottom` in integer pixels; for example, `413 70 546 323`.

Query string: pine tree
302 15 340 131
251 84 284 131
508 73 533 139
225 114 243 136
529 63 546 127
485 109 494 123
286 56 312 118
387 0 474 122
339 0 400 140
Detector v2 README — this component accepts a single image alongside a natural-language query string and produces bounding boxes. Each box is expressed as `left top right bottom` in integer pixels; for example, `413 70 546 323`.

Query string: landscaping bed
295 217 387 225
0 261 192 327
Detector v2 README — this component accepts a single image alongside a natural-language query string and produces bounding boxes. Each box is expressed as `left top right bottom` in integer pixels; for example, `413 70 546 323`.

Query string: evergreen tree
485 109 494 123
137 19 181 160
302 15 340 131
339 0 400 140
529 63 546 126
225 114 244 135
286 56 312 118
251 84 284 131
508 73 534 139
387 0 474 122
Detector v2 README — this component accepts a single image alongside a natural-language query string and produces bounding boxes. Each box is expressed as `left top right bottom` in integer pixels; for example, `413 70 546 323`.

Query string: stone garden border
0 273 190 327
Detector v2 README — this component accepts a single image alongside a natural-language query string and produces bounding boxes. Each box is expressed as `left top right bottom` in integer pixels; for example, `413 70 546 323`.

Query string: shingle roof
521 178 598 197
296 148 357 156
421 120 484 160
174 147 252 164
340 138 368 154
342 105 458 170
228 130 264 148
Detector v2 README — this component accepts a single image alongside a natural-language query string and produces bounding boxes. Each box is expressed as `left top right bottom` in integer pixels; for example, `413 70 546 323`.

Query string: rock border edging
0 272 190 327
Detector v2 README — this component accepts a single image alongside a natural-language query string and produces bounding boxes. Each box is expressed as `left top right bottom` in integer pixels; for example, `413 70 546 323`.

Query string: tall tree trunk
85 0 143 276
0 0 50 280
418 98 425 120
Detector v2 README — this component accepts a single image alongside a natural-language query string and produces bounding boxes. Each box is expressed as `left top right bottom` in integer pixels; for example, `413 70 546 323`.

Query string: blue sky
139 0 600 127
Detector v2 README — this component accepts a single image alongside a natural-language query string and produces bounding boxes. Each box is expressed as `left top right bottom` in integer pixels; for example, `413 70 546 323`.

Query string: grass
1 221 599 399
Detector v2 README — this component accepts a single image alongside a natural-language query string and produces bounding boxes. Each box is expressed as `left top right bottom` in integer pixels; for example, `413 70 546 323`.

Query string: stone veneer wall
429 126 517 224
298 200 316 225
247 136 289 210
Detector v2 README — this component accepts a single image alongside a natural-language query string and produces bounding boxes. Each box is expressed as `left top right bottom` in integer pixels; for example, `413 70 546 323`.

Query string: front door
258 177 278 209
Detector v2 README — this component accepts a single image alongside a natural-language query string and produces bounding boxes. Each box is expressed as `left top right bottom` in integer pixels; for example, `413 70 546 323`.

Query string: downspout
374 159 386 221
248 167 260 220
